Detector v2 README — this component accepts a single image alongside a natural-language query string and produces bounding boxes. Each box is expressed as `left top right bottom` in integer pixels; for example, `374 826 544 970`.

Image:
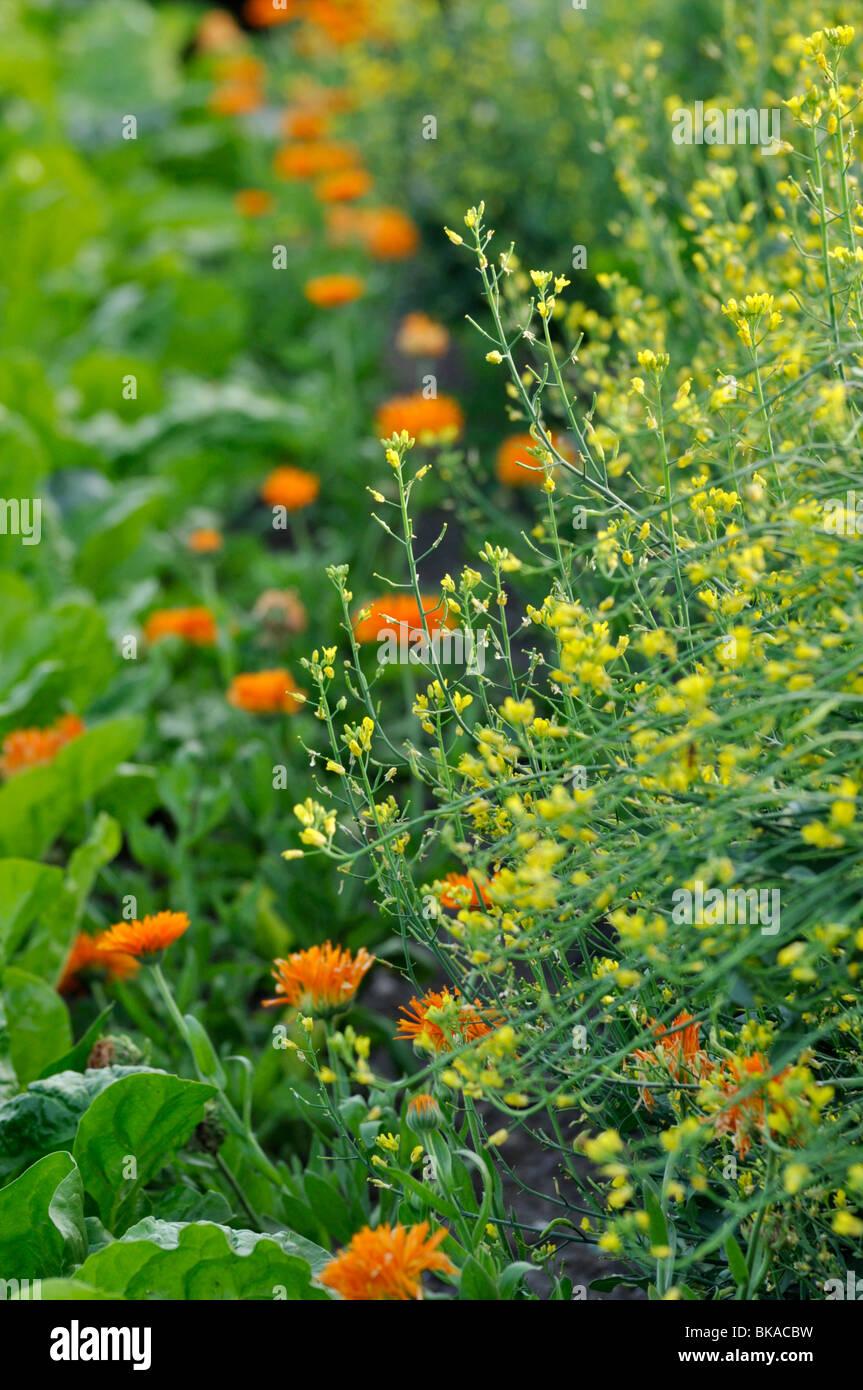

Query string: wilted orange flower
195 9 243 51
315 168 372 203
0 713 85 779
260 466 320 510
262 942 374 1014
252 588 307 636
304 273 365 308
397 987 498 1052
98 911 190 960
227 669 303 714
234 189 274 218
362 207 419 260
495 431 575 486
631 1012 713 1112
244 0 299 25
439 872 489 910
58 931 140 996
273 141 358 180
210 83 264 116
144 606 217 646
713 1053 793 1158
396 312 449 358
319 1223 454 1301
187 527 223 554
352 593 455 645
374 394 464 445
282 108 331 141
324 205 369 247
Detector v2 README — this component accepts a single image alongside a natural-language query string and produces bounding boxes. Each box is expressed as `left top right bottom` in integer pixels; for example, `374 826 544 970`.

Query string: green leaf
459 1252 498 1300
0 720 142 860
0 1066 167 1182
19 1279 117 1301
73 1071 215 1231
75 1220 332 1300
0 859 64 972
725 1235 749 1287
302 1172 355 1245
2 966 72 1086
0 1151 87 1278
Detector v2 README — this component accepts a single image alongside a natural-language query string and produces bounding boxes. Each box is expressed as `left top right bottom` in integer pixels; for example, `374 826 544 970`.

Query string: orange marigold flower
282 108 331 141
303 0 381 47
195 9 243 52
352 592 455 645
361 207 419 260
713 1053 793 1159
209 83 264 117
214 55 266 84
631 1012 713 1112
244 0 299 26
324 205 369 247
273 141 358 180
260 466 320 510
262 942 374 1015
227 668 303 714
58 931 140 996
98 911 190 960
0 713 85 779
439 872 489 910
234 189 274 218
315 167 373 203
187 527 223 554
495 431 575 486
319 1222 454 1301
374 393 464 445
303 273 365 307
144 606 217 646
397 987 498 1053
395 312 449 358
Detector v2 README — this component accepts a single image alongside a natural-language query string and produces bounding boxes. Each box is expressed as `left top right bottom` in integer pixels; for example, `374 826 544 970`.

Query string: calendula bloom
495 431 575 486
303 0 381 46
98 911 190 960
396 312 450 358
303 273 365 308
252 588 307 637
397 987 498 1052
195 9 243 52
244 0 298 25
319 1222 454 1300
273 142 358 180
260 466 320 510
262 942 374 1015
439 872 489 910
281 108 331 141
58 932 140 996
214 55 266 84
374 394 464 445
630 1012 713 1111
144 606 217 646
187 527 223 554
406 1093 442 1131
209 83 264 116
712 1054 793 1159
352 593 456 644
0 713 85 779
234 189 274 218
362 207 419 260
227 669 303 714
315 168 372 203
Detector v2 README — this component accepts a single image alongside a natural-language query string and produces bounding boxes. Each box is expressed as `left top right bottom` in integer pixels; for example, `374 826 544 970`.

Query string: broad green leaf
73 1071 215 1231
459 1253 498 1300
0 859 64 971
75 1219 331 1300
19 1279 117 1301
0 1066 167 1182
0 1151 86 1278
2 966 72 1086
302 1172 355 1245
